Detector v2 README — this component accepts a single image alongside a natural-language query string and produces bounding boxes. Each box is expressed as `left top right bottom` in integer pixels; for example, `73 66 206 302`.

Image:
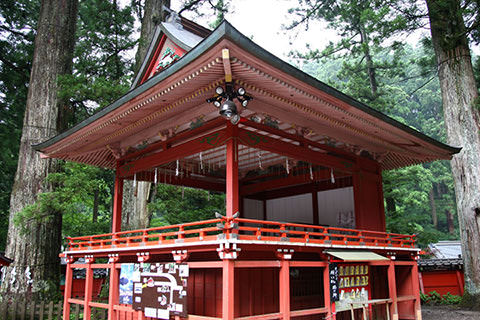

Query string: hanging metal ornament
286 157 290 174
330 168 335 184
258 151 263 170
176 159 180 176
309 164 314 180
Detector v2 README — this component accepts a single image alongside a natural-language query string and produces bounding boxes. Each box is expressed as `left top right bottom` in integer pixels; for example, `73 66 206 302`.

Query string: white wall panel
266 193 313 224
243 198 263 220
317 187 355 228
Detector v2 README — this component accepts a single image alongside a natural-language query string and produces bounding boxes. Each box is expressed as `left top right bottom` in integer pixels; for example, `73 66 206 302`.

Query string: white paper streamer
286 157 290 174
176 159 179 176
310 164 314 180
331 168 335 184
154 168 158 184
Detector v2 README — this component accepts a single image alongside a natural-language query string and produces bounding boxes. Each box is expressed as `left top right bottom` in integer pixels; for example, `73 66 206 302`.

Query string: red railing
235 218 415 248
67 217 415 251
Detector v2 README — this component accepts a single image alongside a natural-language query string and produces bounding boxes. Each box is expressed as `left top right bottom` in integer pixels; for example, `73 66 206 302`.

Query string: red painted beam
118 128 228 177
240 170 351 197
120 117 225 162
134 171 225 192
234 260 281 268
237 128 356 172
241 119 356 160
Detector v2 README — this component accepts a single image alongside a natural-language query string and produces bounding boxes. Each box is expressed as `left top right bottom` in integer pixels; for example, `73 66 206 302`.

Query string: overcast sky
170 0 334 61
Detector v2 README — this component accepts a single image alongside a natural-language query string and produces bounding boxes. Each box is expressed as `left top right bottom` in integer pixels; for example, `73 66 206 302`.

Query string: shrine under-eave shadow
35 12 460 320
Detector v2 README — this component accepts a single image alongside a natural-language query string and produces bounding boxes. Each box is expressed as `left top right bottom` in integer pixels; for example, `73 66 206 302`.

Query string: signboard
335 264 370 312
132 263 188 319
119 264 139 304
329 263 340 302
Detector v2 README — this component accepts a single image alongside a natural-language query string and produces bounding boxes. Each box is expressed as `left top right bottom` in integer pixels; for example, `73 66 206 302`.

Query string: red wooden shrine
36 14 459 320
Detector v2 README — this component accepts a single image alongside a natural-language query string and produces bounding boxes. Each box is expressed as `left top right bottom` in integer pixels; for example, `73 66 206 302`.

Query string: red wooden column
226 124 239 218
222 259 235 320
62 257 74 320
277 251 292 320
108 255 120 320
388 261 398 320
279 259 290 319
112 173 123 233
222 123 238 320
323 266 332 319
456 270 465 295
312 190 319 225
84 256 95 320
352 170 363 229
411 262 422 320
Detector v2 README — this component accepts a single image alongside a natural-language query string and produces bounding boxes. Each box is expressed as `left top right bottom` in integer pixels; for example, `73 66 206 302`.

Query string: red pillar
352 171 363 229
456 270 465 295
388 261 398 320
312 190 319 225
62 259 74 320
226 124 239 218
411 263 422 320
323 266 332 319
279 259 290 319
108 258 120 320
84 258 94 320
222 259 235 320
112 174 123 233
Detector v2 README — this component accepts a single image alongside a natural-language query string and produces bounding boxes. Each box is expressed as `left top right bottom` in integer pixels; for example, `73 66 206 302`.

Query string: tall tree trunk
0 0 78 300
133 0 171 74
426 0 480 299
358 25 378 99
92 188 99 223
446 209 455 234
123 0 170 230
429 187 438 228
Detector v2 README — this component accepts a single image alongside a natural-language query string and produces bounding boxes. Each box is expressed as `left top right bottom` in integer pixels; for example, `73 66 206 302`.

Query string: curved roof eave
34 20 461 157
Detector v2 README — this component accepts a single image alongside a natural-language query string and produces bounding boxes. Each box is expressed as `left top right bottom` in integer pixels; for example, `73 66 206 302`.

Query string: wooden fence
0 299 108 320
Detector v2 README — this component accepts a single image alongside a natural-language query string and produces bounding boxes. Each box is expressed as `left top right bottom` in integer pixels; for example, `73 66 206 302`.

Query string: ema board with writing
335 264 370 312
132 263 189 319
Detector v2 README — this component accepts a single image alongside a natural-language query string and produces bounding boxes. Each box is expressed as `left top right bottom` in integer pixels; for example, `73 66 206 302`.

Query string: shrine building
35 13 460 320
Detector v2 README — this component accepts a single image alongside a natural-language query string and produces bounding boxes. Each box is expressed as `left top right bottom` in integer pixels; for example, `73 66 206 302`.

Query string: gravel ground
422 305 480 320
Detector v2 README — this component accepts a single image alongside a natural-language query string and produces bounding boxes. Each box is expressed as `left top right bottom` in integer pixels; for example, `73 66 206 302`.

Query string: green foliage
148 184 225 227
58 0 136 124
421 291 462 305
178 0 230 28
287 0 421 111
293 36 458 247
14 162 113 241
0 0 40 250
